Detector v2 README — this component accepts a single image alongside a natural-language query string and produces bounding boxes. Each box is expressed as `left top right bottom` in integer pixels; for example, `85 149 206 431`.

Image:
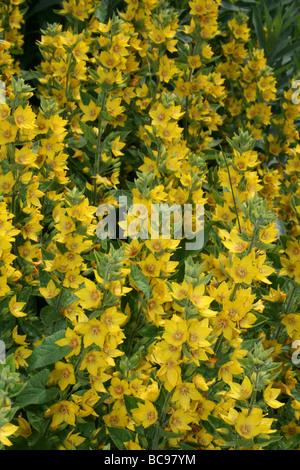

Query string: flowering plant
1 0 300 450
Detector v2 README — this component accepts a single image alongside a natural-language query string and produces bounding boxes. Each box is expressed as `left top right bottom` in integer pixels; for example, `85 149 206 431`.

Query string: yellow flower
138 253 163 278
219 227 249 253
172 382 202 410
79 100 101 122
281 421 300 439
75 279 103 309
263 384 284 409
188 54 202 69
15 146 38 166
189 283 214 312
131 400 158 428
149 103 172 128
99 50 120 69
291 400 300 420
254 253 276 284
156 355 182 391
12 326 27 345
162 314 188 346
103 402 129 428
111 135 126 156
281 314 300 337
262 285 285 303
60 430 86 450
227 252 258 285
75 389 100 418
259 223 279 244
108 377 130 400
0 103 10 121
191 396 215 420
193 374 210 391
0 171 15 193
139 380 160 402
49 361 76 390
14 104 36 130
0 423 18 447
39 279 61 299
235 408 275 438
80 350 108 375
150 185 168 203
9 295 27 318
72 41 89 62
124 438 143 450
56 327 81 358
0 121 18 145
14 415 31 439
63 268 84 289
171 279 190 301
100 307 127 333
218 359 244 384
227 376 253 400
158 55 179 83
45 400 80 429
75 318 108 348
187 318 212 350
14 346 32 369
169 408 194 433
106 95 124 118
55 215 76 236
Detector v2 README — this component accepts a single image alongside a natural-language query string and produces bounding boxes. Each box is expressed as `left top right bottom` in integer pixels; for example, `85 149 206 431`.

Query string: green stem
229 283 238 301
126 296 144 357
248 368 259 413
64 52 73 114
50 286 65 334
184 69 193 143
245 224 258 256
93 92 107 206
284 283 296 316
184 95 188 142
152 391 171 450
220 144 242 233
213 333 224 357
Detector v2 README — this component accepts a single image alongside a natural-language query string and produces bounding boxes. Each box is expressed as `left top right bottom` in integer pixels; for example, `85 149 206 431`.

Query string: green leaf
40 305 62 326
252 312 267 328
25 0 62 18
26 330 71 371
107 426 136 450
129 264 151 299
18 319 43 340
17 287 32 305
14 369 59 408
178 441 199 450
123 394 144 417
94 2 108 22
59 289 79 310
78 120 97 146
292 382 300 401
220 1 250 12
280 433 300 450
252 7 266 50
160 428 184 439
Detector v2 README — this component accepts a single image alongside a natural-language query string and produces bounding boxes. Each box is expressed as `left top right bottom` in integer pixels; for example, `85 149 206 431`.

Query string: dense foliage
1 0 300 450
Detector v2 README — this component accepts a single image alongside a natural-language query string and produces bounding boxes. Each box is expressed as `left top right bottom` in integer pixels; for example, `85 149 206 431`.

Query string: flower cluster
1 0 300 451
